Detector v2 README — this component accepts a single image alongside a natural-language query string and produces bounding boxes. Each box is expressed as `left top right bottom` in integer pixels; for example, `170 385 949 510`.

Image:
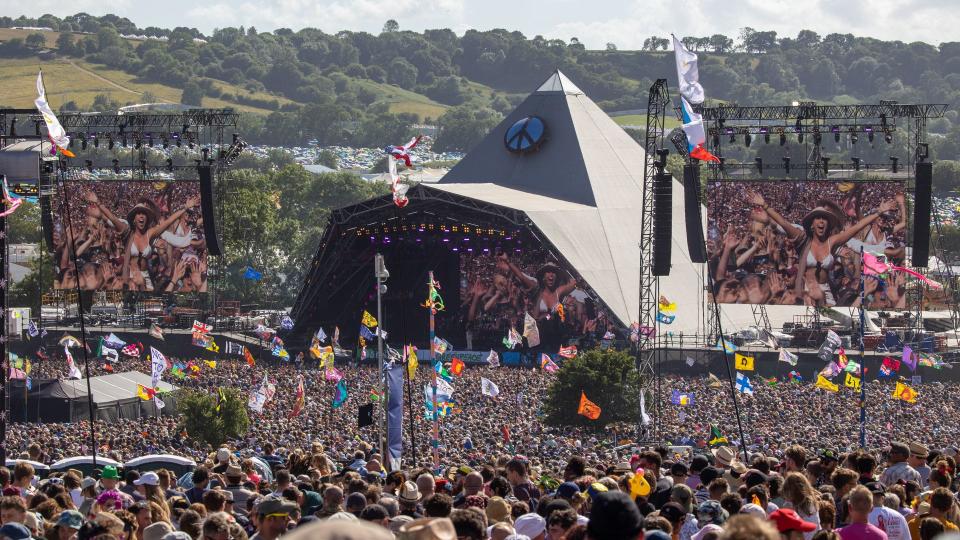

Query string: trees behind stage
544 349 641 428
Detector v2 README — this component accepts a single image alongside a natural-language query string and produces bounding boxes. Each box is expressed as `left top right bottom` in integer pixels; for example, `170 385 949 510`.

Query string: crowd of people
707 181 908 309
52 180 208 293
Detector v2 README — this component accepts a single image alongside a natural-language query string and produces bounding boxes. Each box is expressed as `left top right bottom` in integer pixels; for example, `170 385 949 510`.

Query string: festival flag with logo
271 344 288 359
34 71 75 157
734 353 754 371
540 353 559 373
325 366 344 383
205 340 220 354
225 342 244 356
192 333 213 348
844 372 862 391
432 336 449 355
656 311 675 324
481 377 500 398
658 295 677 313
289 376 306 417
558 346 578 359
577 392 601 420
503 327 522 349
844 359 862 374
818 330 842 362
149 323 165 340
893 381 918 403
670 390 694 406
64 346 82 379
280 315 294 331
243 347 255 367
708 425 729 447
361 310 378 328
778 349 798 366
27 320 39 338
450 357 465 376
815 374 840 392
902 345 918 372
487 349 500 368
192 320 212 334
523 312 541 348
96 338 119 363
332 380 349 409
837 348 849 369
735 372 754 394
819 361 842 379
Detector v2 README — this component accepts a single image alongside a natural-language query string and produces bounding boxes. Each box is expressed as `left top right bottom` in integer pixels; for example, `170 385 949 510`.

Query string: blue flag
25 377 31 391
280 315 294 331
332 380 348 408
386 364 404 470
657 312 675 324
243 266 262 281
359 325 376 341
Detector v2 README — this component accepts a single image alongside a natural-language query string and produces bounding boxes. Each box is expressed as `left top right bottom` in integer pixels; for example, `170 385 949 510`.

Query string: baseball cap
769 508 817 533
865 481 887 495
57 510 84 530
0 523 31 540
514 514 545 538
257 496 299 516
133 472 159 486
659 502 687 522
556 482 580 499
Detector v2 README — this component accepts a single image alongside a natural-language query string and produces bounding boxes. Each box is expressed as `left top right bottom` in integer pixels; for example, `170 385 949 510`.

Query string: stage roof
58 371 177 404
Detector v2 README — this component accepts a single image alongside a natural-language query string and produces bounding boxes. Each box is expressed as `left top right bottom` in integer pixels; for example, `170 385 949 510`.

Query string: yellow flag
204 360 217 369
361 310 378 328
310 340 322 360
893 381 918 403
734 353 754 371
844 372 861 391
206 341 220 353
407 345 419 379
815 375 839 392
319 347 334 368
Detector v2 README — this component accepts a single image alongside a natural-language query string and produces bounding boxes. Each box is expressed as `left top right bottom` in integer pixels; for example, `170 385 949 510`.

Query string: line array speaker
197 165 222 256
683 165 707 263
653 172 673 276
911 161 932 267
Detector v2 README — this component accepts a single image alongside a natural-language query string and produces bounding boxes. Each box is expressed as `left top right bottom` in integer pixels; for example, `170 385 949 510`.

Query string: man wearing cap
880 443 921 487
53 510 83 540
906 443 931 488
864 483 908 540
223 465 254 514
670 484 699 540
838 486 887 540
514 513 546 540
251 497 297 540
770 508 818 540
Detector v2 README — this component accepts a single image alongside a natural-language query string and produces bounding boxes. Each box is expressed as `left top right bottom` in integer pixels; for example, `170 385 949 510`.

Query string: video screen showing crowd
459 248 618 351
708 180 907 308
52 180 208 292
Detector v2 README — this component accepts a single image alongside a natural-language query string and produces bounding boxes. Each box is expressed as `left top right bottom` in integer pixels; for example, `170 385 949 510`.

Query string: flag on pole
27 320 39 338
670 390 694 406
844 372 862 391
577 392 601 420
734 353 755 371
332 380 349 408
34 71 74 157
359 325 376 341
540 354 559 373
879 357 900 378
815 375 840 392
708 425 729 447
715 337 738 353
280 315 294 331
450 358 465 376
243 347 255 367
672 35 705 104
315 327 327 343
735 372 753 394
406 345 419 379
65 346 82 379
289 376 305 417
558 345 578 359
361 311 378 328
225 342 244 356
523 312 541 347
893 381 918 403
432 336 449 355
778 349 798 366
192 320 212 334
487 349 500 368
136 384 156 401
902 345 917 372
656 311 676 324
149 323 165 340
481 377 500 398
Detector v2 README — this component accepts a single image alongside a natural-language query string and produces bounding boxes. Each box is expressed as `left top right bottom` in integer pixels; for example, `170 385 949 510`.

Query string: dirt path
67 60 141 96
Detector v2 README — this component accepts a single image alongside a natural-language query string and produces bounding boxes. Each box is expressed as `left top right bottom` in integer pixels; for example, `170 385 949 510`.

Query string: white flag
523 312 540 348
487 349 500 368
672 35 704 104
315 327 327 343
778 348 799 366
35 71 71 151
686 356 696 367
154 396 165 409
640 391 651 425
65 346 82 379
436 377 455 399
150 347 167 387
481 377 500 398
102 347 118 363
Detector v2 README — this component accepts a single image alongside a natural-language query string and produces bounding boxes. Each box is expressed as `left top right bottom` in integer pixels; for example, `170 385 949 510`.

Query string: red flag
501 425 510 442
690 144 720 163
288 376 305 418
558 345 578 359
103 363 114 373
450 358 465 376
577 391 601 420
244 347 255 367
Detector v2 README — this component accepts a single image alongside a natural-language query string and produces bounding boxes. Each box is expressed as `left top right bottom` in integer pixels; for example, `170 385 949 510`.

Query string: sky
0 0 956 49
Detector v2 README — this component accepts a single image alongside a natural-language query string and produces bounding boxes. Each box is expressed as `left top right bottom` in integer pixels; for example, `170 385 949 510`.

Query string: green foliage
316 149 338 169
544 349 640 428
433 104 501 153
178 387 249 448
933 161 960 196
180 80 204 106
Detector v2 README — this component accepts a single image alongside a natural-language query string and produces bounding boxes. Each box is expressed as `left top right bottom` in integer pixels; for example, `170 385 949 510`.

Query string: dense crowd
707 181 908 309
4 355 960 539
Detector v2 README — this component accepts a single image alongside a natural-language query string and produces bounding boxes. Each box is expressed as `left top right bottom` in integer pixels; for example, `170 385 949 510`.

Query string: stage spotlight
852 157 862 171
744 133 752 147
779 130 786 146
797 132 804 144
850 128 858 144
782 156 791 174
890 156 899 174
85 160 94 172
885 131 893 144
112 159 120 174
813 130 822 146
166 158 174 172
821 157 830 176
755 157 763 174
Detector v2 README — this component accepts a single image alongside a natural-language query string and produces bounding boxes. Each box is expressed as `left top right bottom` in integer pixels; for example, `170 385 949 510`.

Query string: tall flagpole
375 254 387 462
428 271 439 472
859 247 867 449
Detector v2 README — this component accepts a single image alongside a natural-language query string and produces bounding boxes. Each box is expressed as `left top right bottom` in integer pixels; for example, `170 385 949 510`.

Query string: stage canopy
292 71 798 350
9 371 178 423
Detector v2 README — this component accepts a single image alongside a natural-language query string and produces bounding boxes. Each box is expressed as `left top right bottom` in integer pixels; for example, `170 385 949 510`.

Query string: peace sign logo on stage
504 115 547 154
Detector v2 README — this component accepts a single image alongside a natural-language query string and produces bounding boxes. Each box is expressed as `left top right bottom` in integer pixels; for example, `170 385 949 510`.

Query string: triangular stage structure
293 70 793 340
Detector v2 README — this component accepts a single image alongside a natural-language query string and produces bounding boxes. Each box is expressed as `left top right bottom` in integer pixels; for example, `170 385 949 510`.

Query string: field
612 114 682 130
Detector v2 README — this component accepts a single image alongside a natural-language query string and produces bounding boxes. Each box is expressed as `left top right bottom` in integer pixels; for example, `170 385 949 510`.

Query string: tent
8 372 178 423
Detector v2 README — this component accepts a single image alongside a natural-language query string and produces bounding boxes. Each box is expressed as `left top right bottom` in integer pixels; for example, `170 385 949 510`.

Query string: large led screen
52 180 208 292
707 180 906 308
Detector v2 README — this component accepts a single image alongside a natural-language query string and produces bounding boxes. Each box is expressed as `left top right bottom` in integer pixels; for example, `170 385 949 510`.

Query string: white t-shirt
869 505 910 540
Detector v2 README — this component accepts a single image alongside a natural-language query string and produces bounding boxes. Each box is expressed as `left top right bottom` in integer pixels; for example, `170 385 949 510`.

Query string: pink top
838 522 889 540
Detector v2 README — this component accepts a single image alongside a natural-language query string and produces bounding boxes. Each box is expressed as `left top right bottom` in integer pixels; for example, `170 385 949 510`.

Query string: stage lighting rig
890 156 899 173
782 156 791 174
852 157 862 171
